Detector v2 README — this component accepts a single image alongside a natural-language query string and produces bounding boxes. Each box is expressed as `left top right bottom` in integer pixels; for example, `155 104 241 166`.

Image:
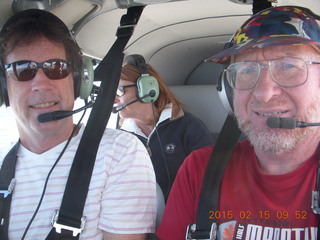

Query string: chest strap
0 141 19 240
186 115 241 240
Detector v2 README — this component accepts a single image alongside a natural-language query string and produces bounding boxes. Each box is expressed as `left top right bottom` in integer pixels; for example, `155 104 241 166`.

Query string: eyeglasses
225 57 320 90
4 59 71 82
116 84 136 97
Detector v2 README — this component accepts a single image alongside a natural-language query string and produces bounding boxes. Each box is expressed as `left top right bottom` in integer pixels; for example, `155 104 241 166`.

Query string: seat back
169 84 227 143
156 183 165 227
148 183 165 240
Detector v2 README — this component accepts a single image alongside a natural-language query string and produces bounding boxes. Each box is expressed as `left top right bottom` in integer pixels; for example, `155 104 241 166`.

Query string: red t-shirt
157 140 318 240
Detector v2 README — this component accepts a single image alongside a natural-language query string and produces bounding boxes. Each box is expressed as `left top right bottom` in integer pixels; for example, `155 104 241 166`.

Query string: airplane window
0 106 18 143
73 98 118 129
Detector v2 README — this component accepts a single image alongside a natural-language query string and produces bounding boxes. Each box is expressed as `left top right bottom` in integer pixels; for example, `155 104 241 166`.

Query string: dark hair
0 9 82 96
121 64 184 117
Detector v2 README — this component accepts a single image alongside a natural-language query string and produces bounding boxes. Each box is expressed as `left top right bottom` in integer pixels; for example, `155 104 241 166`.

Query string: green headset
124 54 159 103
0 9 94 107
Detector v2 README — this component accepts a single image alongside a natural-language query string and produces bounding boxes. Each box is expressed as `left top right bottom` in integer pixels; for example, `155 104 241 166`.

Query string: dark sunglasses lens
14 61 37 81
43 60 71 80
12 60 71 81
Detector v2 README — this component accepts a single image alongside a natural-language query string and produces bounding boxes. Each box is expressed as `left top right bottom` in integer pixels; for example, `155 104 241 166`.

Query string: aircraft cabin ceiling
0 0 319 86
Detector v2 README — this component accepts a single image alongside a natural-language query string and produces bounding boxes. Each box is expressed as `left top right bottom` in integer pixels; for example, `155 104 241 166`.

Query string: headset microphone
37 101 95 123
112 98 141 113
37 85 101 123
267 117 320 129
112 90 156 114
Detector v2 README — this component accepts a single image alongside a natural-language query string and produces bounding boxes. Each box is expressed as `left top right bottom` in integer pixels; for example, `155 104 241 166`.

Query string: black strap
252 0 272 14
0 141 19 240
191 115 241 239
46 6 144 239
316 160 320 240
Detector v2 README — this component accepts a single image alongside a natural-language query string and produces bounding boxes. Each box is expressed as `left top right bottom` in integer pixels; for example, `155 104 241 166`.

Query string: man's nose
252 67 282 103
31 69 54 92
114 95 120 104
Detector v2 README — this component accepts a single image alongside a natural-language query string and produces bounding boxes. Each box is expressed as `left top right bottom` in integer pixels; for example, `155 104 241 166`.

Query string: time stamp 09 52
208 210 308 220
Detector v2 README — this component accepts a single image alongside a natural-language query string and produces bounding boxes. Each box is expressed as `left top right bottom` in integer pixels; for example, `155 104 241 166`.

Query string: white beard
235 99 320 155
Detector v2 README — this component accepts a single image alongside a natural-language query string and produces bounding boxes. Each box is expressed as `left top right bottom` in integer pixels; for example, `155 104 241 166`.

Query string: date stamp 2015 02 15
208 210 308 220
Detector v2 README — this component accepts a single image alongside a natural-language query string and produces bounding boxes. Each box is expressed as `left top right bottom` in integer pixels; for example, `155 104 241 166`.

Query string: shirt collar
121 103 173 137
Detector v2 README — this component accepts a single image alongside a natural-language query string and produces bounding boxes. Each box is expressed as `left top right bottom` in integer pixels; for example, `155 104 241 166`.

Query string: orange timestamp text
208 210 308 220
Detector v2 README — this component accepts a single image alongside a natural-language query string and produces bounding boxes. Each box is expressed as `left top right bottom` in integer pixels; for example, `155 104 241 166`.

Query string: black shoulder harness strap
0 141 19 240
186 114 241 239
46 6 144 240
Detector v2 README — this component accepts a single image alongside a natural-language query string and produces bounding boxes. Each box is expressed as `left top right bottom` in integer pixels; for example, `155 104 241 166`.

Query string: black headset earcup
0 70 9 107
217 70 234 116
78 56 94 100
0 73 4 107
136 76 159 103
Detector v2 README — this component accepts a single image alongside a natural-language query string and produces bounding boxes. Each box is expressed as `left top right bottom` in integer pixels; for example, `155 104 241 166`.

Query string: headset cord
151 102 171 200
20 103 87 240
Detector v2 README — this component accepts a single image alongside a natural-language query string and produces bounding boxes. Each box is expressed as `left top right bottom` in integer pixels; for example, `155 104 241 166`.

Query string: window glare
73 98 118 129
0 106 18 143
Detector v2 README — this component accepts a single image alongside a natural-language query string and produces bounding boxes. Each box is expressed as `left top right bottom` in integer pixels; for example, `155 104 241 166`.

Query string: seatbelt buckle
0 178 16 198
312 191 320 214
116 25 135 37
185 223 217 240
51 210 86 237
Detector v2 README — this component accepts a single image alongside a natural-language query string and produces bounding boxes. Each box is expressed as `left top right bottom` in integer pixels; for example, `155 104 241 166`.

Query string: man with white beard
157 5 320 240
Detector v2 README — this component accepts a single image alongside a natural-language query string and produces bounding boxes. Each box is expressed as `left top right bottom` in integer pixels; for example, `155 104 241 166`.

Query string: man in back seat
157 5 320 239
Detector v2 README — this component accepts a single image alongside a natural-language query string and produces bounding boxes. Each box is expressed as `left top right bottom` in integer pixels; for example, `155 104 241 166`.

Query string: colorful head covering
206 6 320 63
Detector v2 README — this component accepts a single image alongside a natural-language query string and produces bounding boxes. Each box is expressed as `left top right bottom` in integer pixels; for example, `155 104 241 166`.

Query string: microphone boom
267 117 320 129
37 101 95 123
112 92 154 113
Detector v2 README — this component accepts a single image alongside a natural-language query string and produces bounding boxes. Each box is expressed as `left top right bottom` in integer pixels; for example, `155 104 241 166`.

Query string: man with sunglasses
157 6 320 240
0 9 156 240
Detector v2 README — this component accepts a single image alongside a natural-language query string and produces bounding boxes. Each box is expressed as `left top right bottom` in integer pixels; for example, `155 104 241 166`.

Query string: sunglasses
116 84 136 97
4 59 71 82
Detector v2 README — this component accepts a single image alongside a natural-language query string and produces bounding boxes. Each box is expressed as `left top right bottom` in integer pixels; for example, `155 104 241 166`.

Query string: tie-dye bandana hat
206 6 320 63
